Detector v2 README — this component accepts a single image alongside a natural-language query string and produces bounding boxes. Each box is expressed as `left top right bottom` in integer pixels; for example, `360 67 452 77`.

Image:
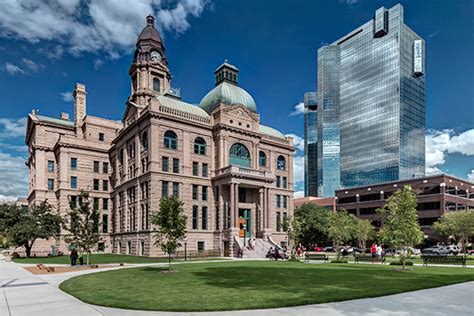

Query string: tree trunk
402 247 406 270
335 241 340 260
168 253 171 271
86 251 90 266
24 239 35 258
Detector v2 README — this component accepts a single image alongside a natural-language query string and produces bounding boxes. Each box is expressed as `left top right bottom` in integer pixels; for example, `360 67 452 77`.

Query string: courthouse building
25 15 294 257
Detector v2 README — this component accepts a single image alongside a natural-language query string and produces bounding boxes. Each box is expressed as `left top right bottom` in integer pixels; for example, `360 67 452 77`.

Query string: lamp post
184 236 188 261
243 223 247 247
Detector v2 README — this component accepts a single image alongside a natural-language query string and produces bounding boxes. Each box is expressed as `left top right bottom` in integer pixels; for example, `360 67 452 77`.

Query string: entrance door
239 209 251 238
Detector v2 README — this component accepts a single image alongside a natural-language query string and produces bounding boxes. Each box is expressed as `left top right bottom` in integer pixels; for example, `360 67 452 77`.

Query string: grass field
59 260 474 312
13 253 225 264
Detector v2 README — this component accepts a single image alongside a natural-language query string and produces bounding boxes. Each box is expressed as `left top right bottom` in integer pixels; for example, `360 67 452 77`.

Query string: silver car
422 245 450 255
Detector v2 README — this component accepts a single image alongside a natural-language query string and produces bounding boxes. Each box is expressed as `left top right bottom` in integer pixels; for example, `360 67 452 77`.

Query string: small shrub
389 261 414 266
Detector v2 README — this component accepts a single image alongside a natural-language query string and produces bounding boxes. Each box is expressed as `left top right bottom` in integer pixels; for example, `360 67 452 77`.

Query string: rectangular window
173 158 179 173
192 161 199 176
238 188 246 203
192 185 198 200
103 162 109 174
283 177 287 189
202 206 208 230
93 179 99 190
102 214 108 233
103 198 108 210
162 181 169 197
93 161 100 173
202 163 208 177
162 156 169 172
71 176 77 189
99 132 105 141
192 205 198 229
215 206 220 230
47 179 54 190
93 198 99 209
47 160 54 172
71 157 77 170
276 211 281 232
70 195 77 208
276 194 281 208
276 176 281 188
202 186 208 201
198 241 205 253
283 212 288 230
283 195 287 209
103 180 108 191
173 182 179 198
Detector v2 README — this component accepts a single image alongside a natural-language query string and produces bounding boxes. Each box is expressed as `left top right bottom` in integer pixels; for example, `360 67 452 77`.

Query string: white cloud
0 152 28 200
94 59 104 70
467 170 474 181
61 91 74 102
289 102 305 116
293 155 304 183
293 191 304 198
286 133 304 152
21 58 43 72
425 128 474 174
341 0 358 5
0 117 27 139
4 62 24 75
0 0 210 59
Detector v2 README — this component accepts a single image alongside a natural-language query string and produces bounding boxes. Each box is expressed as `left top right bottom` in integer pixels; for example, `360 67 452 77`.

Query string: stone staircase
236 237 273 259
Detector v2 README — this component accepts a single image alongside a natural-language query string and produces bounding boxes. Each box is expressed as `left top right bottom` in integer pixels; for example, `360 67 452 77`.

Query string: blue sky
0 0 473 200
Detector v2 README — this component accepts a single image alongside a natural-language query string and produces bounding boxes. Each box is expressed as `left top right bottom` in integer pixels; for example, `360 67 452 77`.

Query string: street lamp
184 236 188 261
243 223 247 247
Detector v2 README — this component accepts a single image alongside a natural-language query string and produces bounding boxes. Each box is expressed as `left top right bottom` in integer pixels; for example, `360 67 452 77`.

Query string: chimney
60 112 69 120
73 83 86 136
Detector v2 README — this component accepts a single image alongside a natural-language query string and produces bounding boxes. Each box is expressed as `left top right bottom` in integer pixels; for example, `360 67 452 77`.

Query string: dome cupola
133 15 166 65
200 60 257 114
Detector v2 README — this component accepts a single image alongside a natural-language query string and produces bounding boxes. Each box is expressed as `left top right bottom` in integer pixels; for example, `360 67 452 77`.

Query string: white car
445 245 459 255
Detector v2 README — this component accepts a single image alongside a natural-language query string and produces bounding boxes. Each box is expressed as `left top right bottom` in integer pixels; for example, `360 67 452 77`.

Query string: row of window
93 161 109 174
192 185 208 201
69 196 108 233
161 181 180 198
276 176 288 188
276 195 288 209
192 206 208 230
93 197 109 210
276 211 288 232
164 131 207 156
64 177 108 191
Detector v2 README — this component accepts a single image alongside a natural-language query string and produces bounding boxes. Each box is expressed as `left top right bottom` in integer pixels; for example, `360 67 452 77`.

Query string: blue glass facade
310 4 425 196
304 92 318 197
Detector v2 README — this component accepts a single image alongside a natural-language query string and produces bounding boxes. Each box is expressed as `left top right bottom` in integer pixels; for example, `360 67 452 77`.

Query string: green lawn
59 260 474 312
13 253 225 264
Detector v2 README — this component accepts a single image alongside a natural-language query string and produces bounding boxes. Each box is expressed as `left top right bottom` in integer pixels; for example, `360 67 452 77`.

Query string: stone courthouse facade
25 16 294 257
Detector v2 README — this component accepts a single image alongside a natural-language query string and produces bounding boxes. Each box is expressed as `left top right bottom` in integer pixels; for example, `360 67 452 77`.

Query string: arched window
194 137 206 155
141 131 148 150
229 143 250 167
277 155 286 171
259 151 266 167
153 77 160 92
164 130 177 149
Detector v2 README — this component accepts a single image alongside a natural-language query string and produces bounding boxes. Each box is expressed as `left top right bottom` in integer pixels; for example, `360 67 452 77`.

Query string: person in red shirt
370 243 377 263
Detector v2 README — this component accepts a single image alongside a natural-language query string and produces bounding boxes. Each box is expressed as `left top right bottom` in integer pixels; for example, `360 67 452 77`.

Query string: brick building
25 15 294 257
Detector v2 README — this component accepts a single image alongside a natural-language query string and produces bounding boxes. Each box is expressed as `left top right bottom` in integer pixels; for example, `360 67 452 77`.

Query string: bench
354 254 385 264
422 255 466 267
305 253 328 263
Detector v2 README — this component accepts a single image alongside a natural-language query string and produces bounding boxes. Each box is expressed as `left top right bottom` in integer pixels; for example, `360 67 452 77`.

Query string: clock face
151 51 161 62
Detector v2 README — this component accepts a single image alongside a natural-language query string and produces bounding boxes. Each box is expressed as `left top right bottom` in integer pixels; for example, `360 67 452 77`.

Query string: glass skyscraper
304 92 318 197
305 4 425 197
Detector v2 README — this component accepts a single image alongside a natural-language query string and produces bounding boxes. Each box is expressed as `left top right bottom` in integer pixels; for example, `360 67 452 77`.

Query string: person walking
78 250 84 265
70 248 78 266
370 243 377 263
378 244 384 263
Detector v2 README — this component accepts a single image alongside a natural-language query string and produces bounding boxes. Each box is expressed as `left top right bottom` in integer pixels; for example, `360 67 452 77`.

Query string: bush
389 261 414 266
331 259 348 264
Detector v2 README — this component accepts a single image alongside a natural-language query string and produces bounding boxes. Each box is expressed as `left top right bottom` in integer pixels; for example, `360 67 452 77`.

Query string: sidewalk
2 256 474 315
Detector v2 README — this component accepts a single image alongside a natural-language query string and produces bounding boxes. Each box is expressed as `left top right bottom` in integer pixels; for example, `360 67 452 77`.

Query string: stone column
230 183 235 228
234 183 239 227
259 188 264 234
265 188 270 229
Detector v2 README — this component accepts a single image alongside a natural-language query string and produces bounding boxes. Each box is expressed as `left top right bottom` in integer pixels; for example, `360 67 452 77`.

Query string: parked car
468 249 474 256
384 248 397 256
444 245 459 255
422 245 450 255
352 247 362 254
312 246 324 252
323 246 335 252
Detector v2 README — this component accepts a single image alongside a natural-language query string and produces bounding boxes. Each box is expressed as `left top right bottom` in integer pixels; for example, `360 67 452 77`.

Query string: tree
433 211 474 256
0 201 61 258
64 191 101 265
354 218 374 252
327 210 356 259
377 185 424 269
283 215 302 259
152 196 187 271
294 204 331 248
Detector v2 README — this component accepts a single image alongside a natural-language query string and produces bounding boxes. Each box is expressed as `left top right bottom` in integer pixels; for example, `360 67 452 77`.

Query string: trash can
50 245 57 257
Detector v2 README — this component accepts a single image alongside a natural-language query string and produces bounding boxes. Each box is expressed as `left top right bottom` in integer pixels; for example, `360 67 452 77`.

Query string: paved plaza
1 256 473 316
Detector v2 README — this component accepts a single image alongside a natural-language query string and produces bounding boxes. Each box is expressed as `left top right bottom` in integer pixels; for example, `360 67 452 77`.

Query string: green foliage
294 204 331 247
354 218 374 251
433 211 474 255
327 209 357 259
152 196 187 271
0 201 61 257
377 186 423 269
63 191 101 265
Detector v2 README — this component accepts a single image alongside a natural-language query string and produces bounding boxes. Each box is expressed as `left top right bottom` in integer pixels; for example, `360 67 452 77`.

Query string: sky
0 0 473 200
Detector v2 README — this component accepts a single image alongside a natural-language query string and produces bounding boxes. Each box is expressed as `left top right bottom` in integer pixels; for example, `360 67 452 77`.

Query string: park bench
422 255 466 267
305 252 328 263
354 254 385 264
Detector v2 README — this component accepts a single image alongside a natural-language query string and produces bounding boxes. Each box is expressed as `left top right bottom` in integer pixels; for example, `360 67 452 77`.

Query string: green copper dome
199 81 257 114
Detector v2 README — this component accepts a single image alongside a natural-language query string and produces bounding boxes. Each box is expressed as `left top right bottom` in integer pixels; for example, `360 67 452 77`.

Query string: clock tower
129 15 171 105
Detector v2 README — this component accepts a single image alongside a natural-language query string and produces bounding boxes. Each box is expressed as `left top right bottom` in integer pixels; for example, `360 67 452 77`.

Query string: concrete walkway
1 256 473 316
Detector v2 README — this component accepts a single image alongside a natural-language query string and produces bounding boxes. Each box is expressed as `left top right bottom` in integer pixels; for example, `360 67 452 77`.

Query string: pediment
122 101 144 123
222 104 260 123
